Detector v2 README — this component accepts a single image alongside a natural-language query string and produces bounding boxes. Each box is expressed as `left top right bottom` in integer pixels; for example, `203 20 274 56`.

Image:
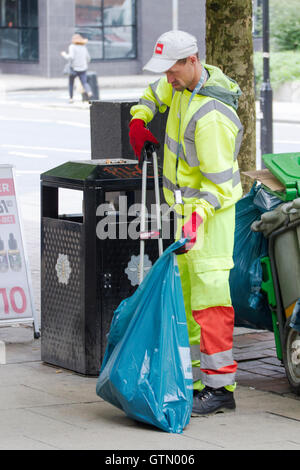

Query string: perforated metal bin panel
41 218 87 373
41 216 166 375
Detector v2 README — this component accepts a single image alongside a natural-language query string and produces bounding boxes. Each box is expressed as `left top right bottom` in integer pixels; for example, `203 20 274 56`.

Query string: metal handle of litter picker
139 144 163 284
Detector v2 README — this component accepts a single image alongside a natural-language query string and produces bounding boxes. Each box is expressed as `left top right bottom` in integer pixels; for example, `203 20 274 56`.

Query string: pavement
0 72 300 452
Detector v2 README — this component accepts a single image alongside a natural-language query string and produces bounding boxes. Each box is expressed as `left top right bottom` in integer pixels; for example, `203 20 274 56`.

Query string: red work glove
129 119 159 161
182 211 203 251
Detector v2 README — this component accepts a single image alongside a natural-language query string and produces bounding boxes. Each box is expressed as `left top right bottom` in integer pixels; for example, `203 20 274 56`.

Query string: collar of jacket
197 63 242 111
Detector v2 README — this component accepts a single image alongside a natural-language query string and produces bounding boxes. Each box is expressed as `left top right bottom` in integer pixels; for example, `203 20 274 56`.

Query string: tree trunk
206 0 256 194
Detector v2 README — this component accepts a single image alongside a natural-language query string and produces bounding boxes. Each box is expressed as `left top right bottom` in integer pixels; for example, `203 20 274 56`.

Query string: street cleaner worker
128 30 243 415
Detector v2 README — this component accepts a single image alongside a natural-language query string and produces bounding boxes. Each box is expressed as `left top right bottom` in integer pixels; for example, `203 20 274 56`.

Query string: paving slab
0 323 300 450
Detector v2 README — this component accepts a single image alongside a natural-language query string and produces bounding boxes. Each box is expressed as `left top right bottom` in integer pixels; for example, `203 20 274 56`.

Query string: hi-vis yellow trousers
175 206 237 391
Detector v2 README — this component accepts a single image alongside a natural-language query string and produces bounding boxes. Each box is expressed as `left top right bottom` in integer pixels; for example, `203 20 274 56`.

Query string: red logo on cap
155 43 164 55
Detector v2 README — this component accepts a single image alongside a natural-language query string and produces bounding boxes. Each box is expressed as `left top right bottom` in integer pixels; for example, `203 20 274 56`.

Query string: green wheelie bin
251 152 300 394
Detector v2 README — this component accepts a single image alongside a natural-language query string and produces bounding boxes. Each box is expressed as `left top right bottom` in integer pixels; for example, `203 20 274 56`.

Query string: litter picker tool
139 143 163 284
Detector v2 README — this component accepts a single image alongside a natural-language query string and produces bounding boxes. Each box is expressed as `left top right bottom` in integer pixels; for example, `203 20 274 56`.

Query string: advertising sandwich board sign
0 165 39 337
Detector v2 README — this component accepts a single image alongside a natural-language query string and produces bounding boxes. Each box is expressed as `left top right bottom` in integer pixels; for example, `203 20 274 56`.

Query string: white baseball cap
143 30 198 73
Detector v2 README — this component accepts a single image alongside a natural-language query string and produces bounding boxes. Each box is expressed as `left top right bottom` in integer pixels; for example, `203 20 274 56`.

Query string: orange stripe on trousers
192 306 235 355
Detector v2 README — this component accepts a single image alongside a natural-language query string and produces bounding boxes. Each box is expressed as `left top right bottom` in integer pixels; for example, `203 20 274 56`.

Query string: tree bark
206 0 256 194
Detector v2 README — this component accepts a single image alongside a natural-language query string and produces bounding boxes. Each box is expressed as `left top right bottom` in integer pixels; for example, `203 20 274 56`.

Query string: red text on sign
0 215 15 224
0 179 15 196
0 287 27 315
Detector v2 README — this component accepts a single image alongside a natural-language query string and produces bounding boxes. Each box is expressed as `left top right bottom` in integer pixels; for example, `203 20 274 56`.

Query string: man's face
165 56 198 92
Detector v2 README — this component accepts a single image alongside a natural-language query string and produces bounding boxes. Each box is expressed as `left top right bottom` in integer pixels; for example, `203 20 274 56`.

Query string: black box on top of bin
90 101 168 165
40 159 172 376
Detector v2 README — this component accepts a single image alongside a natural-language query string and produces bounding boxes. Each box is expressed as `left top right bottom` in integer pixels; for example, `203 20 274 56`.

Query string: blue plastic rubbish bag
230 183 281 331
96 239 193 434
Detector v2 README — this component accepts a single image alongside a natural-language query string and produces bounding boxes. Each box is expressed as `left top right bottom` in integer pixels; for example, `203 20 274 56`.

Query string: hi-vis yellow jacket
130 64 243 272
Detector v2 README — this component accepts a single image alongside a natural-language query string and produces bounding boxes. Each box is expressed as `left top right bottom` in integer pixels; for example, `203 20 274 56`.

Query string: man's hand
129 119 159 161
182 211 203 251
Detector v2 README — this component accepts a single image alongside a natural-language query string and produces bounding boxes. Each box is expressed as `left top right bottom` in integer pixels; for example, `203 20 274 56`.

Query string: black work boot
192 386 236 416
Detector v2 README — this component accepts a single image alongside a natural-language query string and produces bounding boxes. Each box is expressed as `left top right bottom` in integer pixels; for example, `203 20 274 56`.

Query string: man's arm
129 76 172 159
130 76 172 124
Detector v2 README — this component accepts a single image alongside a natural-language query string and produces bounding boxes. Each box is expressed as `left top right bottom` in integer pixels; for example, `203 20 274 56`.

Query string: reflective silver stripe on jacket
184 99 244 167
184 188 221 209
165 135 241 190
165 134 185 160
201 168 241 187
232 169 241 187
163 175 176 193
201 167 233 185
163 175 221 210
150 79 165 108
138 98 157 117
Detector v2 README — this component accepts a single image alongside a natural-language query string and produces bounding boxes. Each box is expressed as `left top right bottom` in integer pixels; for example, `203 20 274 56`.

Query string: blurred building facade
0 0 206 77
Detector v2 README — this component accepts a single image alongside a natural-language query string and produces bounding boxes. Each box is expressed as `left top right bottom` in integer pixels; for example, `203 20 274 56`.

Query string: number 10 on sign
0 287 27 316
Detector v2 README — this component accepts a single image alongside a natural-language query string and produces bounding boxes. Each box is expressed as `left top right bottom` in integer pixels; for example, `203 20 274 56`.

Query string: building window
75 0 136 60
0 0 39 61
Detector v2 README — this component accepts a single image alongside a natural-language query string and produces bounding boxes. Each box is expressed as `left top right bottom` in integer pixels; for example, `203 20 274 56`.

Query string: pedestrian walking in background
129 30 243 415
61 33 92 103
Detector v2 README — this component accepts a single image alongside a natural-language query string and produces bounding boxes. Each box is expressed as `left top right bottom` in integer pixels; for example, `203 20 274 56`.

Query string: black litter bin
40 159 172 376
